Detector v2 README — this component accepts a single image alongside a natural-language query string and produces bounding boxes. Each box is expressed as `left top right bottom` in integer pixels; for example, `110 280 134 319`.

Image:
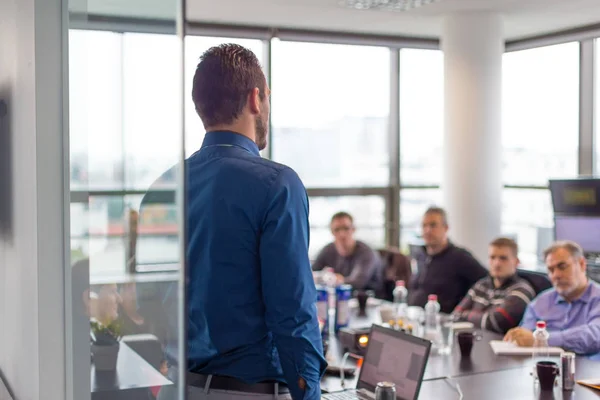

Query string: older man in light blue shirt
505 241 600 356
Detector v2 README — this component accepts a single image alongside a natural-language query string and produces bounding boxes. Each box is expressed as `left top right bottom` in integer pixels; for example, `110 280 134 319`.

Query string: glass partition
67 1 184 399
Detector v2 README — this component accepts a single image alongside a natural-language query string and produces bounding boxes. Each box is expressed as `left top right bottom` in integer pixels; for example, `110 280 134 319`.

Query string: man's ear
248 87 261 114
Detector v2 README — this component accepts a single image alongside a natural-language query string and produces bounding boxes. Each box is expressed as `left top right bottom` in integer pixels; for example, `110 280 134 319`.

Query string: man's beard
255 114 268 151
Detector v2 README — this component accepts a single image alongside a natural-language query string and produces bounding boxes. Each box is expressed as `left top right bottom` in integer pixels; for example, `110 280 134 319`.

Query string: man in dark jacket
408 207 488 313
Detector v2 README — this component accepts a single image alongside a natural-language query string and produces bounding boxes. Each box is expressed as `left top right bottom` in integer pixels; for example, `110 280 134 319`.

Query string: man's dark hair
331 211 354 225
490 237 519 257
192 44 266 128
424 206 448 226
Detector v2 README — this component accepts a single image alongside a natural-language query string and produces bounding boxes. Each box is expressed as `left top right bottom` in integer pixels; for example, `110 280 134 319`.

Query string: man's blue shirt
186 131 326 399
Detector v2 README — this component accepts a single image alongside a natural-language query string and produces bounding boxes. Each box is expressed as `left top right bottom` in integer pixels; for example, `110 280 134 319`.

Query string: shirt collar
489 274 518 290
554 282 594 305
422 241 455 259
201 131 260 157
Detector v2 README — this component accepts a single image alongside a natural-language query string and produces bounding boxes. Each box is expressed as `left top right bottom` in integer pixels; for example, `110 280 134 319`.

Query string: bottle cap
396 280 405 287
536 321 546 329
428 294 438 301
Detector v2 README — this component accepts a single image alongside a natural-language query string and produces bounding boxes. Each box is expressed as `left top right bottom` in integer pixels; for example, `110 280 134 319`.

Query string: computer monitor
554 215 600 254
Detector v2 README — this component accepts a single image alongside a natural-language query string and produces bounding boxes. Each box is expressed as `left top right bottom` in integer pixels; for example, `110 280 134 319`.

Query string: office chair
517 269 552 296
377 248 412 301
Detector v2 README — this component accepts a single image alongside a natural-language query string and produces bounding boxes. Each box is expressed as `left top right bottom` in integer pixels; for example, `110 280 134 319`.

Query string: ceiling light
340 0 440 12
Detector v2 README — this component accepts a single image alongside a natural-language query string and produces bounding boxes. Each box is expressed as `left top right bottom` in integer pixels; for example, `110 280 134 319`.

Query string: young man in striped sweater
452 238 536 334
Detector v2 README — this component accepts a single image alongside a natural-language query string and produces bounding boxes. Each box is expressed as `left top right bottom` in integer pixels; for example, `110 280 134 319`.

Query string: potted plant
90 319 123 371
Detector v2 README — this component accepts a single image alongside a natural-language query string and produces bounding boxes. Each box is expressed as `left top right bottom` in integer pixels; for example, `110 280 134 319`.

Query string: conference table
321 302 600 399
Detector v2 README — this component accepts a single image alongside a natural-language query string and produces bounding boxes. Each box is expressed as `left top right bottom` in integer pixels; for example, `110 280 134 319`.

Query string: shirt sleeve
452 287 476 321
519 301 539 331
344 248 379 290
547 298 600 355
465 287 534 334
259 167 327 400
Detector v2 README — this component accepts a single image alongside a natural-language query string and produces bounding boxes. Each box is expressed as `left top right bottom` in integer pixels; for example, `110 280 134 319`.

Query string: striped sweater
452 275 536 334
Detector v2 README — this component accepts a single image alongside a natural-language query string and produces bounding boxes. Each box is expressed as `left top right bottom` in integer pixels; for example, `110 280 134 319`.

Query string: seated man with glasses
312 212 382 291
504 241 600 357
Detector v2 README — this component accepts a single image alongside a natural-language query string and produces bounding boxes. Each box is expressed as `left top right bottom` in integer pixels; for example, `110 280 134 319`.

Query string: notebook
489 340 564 356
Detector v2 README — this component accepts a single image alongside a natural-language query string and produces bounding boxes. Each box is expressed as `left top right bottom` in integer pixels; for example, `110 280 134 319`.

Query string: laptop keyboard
323 389 374 400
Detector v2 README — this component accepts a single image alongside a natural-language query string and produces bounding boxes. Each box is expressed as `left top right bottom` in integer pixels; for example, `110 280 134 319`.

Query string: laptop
323 324 431 400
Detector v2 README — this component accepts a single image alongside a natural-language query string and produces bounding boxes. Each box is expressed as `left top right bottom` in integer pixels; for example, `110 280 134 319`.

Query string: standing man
408 207 488 313
312 212 382 291
164 44 326 400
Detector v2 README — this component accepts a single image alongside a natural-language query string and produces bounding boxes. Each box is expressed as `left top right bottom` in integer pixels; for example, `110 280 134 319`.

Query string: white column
442 13 504 264
0 0 69 399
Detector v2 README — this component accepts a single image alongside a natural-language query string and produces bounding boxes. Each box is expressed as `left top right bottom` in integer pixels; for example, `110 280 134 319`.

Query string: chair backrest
517 269 552 295
377 248 412 301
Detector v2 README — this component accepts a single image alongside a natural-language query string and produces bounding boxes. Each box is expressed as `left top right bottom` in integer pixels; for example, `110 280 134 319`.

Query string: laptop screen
358 326 431 400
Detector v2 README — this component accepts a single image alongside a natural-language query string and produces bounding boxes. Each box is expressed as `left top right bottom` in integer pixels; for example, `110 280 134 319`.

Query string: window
502 43 579 185
308 196 386 258
123 33 180 189
69 30 184 275
501 189 554 265
271 40 390 187
400 49 444 186
69 30 123 191
595 39 600 174
502 43 579 262
399 189 442 251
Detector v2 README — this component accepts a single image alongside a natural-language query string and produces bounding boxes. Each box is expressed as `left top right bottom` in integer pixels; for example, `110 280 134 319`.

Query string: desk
321 330 532 393
423 330 529 380
92 342 172 400
321 304 600 399
419 357 600 400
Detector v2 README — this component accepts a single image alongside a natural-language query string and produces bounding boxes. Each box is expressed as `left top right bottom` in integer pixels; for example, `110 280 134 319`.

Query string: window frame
69 21 597 275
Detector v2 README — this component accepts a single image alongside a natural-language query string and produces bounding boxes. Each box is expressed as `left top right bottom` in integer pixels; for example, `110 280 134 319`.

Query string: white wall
0 0 68 399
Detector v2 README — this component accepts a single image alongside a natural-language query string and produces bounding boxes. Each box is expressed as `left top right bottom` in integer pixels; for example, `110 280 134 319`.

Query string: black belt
187 372 290 395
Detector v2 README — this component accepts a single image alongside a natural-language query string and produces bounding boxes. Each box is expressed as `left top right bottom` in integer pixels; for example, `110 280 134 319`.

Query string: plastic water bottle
321 267 337 289
393 281 408 319
424 294 441 345
321 267 337 334
532 321 550 378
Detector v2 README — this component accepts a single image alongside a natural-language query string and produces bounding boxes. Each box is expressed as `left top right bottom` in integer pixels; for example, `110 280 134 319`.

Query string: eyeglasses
332 226 353 233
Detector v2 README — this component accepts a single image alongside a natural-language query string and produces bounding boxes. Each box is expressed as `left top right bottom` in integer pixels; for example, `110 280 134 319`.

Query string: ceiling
80 0 600 41
185 0 600 40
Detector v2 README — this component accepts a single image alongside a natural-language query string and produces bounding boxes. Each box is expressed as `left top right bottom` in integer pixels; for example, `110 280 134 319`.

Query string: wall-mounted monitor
550 179 600 215
554 215 600 254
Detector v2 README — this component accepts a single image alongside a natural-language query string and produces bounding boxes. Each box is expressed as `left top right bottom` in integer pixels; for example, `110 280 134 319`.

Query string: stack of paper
489 340 564 355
